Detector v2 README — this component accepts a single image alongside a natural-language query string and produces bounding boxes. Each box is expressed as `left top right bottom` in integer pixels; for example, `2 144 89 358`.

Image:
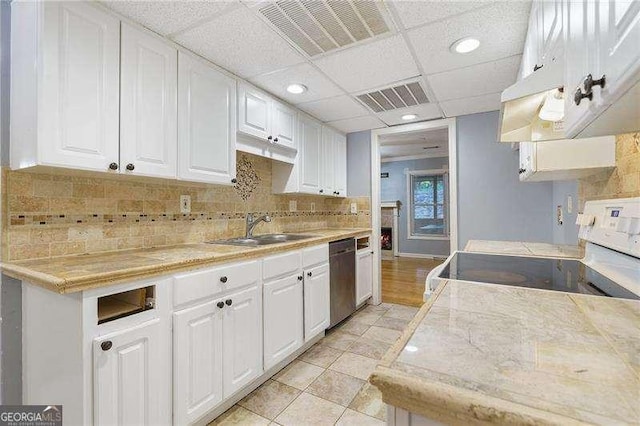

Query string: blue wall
381 157 450 257
346 130 371 197
457 111 554 248
552 180 580 245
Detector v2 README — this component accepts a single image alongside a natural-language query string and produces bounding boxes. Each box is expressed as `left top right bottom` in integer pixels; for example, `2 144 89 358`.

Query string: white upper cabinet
271 101 298 150
120 23 177 179
178 52 237 185
520 0 563 79
299 115 323 195
11 1 120 172
238 84 271 141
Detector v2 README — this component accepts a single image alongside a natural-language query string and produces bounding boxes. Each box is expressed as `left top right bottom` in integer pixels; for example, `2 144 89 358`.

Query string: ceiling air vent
357 81 431 113
258 0 393 57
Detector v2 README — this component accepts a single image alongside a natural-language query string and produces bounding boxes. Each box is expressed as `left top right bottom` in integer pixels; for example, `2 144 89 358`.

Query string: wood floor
381 257 444 307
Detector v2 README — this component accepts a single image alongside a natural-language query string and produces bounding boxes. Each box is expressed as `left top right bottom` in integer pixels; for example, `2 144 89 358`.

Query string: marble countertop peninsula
370 280 640 425
465 240 584 259
1 228 371 294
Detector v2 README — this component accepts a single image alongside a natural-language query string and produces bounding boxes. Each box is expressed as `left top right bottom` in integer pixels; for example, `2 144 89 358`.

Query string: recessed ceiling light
450 37 480 54
401 114 417 120
286 83 307 94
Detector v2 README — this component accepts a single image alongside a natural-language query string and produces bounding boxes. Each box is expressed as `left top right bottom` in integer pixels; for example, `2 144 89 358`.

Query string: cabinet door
120 24 177 178
304 263 330 341
271 101 297 150
520 1 542 79
539 0 562 64
94 319 170 426
321 128 335 195
599 0 640 101
238 84 271 141
263 274 304 370
178 52 237 185
519 142 535 181
563 0 601 137
356 250 373 306
333 132 347 197
223 285 262 398
173 301 224 425
299 115 322 195
41 2 120 172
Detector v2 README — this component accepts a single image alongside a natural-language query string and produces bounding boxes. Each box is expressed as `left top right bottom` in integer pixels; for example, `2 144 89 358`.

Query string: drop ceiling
102 0 531 134
379 127 449 161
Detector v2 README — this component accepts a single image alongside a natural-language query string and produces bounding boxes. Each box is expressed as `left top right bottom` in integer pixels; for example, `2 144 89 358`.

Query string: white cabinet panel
178 52 236 185
93 319 169 426
173 301 224 425
263 274 304 370
223 285 262 398
299 115 322 195
356 250 373 306
271 101 297 150
304 263 330 341
599 0 640 100
321 128 335 195
120 24 177 178
333 132 347 197
39 1 120 172
238 85 271 141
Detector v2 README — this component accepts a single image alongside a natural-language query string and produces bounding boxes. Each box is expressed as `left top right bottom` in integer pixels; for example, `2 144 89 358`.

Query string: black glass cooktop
439 252 639 300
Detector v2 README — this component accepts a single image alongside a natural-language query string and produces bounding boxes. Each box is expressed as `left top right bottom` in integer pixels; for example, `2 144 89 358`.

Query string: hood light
451 37 480 54
538 88 565 122
402 114 417 120
286 83 307 94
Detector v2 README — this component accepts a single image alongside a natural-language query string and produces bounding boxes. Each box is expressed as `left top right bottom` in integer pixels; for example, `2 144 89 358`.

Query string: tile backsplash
578 132 640 208
2 153 370 261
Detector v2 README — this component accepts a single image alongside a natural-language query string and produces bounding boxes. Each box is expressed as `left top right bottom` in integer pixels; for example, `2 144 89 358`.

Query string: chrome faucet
245 213 271 238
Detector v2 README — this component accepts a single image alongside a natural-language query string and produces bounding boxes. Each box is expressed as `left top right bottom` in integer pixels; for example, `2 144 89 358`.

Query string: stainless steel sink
207 233 315 247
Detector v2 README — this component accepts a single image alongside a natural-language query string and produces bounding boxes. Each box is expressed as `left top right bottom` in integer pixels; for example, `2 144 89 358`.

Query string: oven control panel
578 197 640 258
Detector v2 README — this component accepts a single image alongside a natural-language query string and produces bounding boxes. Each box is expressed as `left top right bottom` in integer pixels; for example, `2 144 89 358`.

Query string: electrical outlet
350 203 357 214
567 195 573 214
310 202 316 213
289 200 297 212
180 195 191 214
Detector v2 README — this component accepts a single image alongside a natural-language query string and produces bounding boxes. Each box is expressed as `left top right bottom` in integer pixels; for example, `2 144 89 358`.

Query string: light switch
289 200 297 212
180 195 191 214
350 203 357 214
310 202 316 213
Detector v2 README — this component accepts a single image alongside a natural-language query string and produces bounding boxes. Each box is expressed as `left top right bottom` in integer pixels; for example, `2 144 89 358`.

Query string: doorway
370 119 458 306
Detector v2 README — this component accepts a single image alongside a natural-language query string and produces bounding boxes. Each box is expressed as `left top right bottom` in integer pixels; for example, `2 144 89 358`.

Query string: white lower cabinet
356 249 374 306
303 262 330 341
93 318 170 426
263 273 304 370
173 300 224 426
222 284 263 398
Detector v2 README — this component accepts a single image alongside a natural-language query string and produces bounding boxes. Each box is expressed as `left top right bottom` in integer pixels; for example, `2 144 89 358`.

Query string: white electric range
426 197 640 300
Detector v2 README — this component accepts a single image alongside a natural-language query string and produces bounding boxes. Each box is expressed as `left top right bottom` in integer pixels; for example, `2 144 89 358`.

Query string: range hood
498 62 566 142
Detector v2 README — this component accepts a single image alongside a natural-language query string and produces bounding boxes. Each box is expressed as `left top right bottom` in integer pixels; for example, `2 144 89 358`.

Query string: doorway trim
370 118 458 305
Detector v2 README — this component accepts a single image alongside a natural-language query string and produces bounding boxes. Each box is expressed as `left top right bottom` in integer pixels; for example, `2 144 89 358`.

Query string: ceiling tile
312 35 419 93
407 1 530 75
391 0 496 30
439 92 502 117
249 63 343 104
173 7 305 78
375 103 442 126
101 1 239 36
297 95 369 122
326 115 386 134
427 55 521 102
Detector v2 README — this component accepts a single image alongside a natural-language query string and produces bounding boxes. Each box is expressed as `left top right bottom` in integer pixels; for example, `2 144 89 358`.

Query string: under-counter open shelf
357 235 371 252
98 286 155 324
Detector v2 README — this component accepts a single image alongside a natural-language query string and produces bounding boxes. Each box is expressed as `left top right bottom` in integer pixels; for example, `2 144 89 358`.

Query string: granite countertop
370 280 640 425
1 228 371 294
465 240 584 259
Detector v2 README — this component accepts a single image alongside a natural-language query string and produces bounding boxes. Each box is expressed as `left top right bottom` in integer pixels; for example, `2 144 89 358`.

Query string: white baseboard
396 252 448 260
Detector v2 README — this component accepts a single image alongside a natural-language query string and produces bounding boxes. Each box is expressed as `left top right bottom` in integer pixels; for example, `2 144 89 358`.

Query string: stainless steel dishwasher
329 238 356 328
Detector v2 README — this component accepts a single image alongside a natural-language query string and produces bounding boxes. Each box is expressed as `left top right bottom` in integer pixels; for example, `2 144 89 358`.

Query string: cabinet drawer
302 244 329 269
173 260 260 307
263 250 301 281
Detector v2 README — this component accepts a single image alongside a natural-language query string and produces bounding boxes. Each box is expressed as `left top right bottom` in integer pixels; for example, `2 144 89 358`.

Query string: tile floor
210 303 420 426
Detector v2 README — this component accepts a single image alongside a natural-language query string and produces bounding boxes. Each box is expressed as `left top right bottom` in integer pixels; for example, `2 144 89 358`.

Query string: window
408 171 448 239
